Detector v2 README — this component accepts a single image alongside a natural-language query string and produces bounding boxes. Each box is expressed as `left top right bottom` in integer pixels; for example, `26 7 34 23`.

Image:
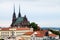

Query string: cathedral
11 5 30 28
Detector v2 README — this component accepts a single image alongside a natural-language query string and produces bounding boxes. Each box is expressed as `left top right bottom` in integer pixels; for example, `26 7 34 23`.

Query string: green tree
30 22 40 31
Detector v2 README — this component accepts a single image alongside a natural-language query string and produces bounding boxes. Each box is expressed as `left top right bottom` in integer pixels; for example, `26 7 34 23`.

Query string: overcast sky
0 0 60 28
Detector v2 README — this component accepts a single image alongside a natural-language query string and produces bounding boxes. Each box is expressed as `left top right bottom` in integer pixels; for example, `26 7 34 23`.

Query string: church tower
18 5 21 18
11 5 16 26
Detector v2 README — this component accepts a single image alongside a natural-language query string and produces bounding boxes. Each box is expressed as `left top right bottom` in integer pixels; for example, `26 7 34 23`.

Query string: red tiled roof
24 32 33 35
34 30 48 37
24 30 46 36
35 34 44 37
0 27 30 31
1 28 9 31
34 30 57 37
34 30 46 34
34 31 45 37
16 28 30 30
49 34 57 37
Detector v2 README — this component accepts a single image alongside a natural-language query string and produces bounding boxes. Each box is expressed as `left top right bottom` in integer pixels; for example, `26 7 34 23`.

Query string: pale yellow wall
0 28 33 40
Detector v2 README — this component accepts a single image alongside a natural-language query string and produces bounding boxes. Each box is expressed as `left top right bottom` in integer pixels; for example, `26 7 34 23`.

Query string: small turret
24 15 27 21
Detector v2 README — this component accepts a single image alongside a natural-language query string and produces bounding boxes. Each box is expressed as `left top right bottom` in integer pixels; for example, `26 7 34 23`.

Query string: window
1 32 9 36
16 32 23 36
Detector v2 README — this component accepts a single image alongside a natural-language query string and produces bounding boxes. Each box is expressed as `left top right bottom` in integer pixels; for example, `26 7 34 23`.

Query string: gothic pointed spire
14 4 15 13
11 4 16 27
13 4 16 18
12 4 16 24
18 5 21 17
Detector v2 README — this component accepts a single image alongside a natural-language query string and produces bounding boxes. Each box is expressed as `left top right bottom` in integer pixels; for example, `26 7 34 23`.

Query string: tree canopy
29 22 40 31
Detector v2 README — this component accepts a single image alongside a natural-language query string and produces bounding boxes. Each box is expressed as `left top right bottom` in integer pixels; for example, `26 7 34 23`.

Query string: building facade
0 27 33 40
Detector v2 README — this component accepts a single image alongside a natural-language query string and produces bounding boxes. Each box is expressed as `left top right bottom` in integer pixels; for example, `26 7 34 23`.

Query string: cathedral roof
14 17 24 25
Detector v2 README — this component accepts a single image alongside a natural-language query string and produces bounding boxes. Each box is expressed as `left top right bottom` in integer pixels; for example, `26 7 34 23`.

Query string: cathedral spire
13 4 16 19
18 5 21 17
11 4 16 26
